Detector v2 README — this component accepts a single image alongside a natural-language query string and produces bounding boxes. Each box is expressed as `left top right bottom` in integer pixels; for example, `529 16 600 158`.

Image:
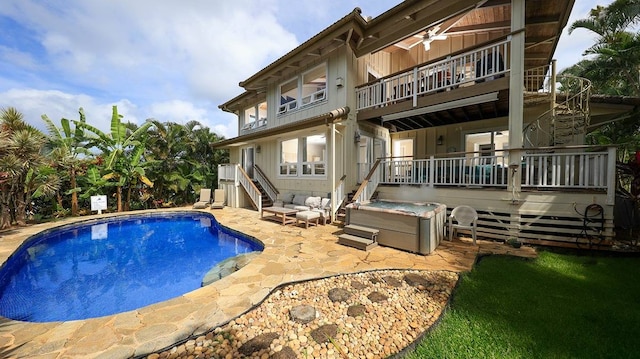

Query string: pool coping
0 207 536 358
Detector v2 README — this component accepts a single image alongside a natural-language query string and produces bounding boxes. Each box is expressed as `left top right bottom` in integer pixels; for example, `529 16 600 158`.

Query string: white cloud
0 0 300 138
0 89 141 133
0 46 40 71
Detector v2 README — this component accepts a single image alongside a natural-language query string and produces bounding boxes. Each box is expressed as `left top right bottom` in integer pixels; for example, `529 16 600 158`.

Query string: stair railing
523 65 592 147
237 165 262 212
332 175 347 221
352 158 382 204
254 164 278 204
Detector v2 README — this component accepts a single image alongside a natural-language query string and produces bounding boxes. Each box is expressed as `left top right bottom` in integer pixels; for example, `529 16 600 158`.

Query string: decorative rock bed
148 269 459 359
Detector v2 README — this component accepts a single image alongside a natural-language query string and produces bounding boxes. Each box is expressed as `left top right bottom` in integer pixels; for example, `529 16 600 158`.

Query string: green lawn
406 251 640 359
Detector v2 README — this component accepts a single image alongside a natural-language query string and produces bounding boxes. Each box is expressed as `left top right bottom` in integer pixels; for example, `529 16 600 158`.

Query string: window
302 135 326 176
279 135 326 177
279 138 298 176
278 79 298 114
278 64 327 115
242 102 268 130
301 65 326 106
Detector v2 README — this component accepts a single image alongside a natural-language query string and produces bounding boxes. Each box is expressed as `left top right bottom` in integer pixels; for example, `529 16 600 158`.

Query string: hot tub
346 200 446 255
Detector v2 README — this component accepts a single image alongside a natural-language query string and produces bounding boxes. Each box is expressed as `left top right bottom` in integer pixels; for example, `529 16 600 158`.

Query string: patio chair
448 205 478 245
210 189 226 209
192 188 212 209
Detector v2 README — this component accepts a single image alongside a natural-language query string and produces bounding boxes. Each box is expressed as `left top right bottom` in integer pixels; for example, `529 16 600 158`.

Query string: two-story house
214 0 638 249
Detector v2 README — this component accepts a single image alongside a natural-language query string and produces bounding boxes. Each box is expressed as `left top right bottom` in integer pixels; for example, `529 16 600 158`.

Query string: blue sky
0 0 610 139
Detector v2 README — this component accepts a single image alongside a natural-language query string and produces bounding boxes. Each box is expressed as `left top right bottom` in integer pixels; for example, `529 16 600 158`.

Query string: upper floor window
301 66 326 106
242 101 267 131
278 79 298 115
278 64 327 115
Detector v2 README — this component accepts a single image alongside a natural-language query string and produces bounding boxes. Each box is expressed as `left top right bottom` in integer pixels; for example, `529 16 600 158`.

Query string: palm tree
41 108 91 216
0 107 47 227
566 0 640 156
568 0 640 96
75 106 154 212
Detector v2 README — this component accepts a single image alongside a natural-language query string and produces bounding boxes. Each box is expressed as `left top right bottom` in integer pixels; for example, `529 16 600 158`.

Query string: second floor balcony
356 38 512 112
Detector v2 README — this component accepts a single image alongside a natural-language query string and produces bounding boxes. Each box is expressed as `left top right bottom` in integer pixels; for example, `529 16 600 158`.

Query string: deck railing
217 164 263 211
356 37 511 110
359 146 615 204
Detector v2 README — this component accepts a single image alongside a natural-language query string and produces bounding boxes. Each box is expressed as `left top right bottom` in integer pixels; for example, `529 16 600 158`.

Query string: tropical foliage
563 0 640 160
0 105 227 227
0 107 52 229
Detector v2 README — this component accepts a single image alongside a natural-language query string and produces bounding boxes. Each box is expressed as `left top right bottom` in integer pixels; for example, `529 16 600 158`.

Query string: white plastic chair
448 205 478 245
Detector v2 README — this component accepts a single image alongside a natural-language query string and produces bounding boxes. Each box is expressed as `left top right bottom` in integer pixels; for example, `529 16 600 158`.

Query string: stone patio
0 207 536 358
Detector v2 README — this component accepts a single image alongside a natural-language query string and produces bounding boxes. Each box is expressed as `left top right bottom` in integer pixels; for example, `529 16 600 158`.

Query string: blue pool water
0 212 263 322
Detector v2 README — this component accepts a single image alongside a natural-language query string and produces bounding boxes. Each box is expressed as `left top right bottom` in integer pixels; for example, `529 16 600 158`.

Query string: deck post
508 0 525 198
412 67 418 107
429 156 435 188
606 146 616 205
331 122 336 222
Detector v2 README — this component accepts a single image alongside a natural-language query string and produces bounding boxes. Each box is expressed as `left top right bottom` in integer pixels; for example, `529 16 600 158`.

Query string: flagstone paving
0 207 536 358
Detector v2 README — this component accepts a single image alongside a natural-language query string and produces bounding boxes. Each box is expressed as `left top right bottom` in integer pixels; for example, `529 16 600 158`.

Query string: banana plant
74 106 154 211
41 108 90 216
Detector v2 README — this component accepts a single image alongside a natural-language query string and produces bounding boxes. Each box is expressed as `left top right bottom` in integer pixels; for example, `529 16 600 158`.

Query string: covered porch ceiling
358 0 576 71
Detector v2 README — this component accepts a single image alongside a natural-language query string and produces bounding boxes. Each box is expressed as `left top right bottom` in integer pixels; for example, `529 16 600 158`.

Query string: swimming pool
0 212 263 322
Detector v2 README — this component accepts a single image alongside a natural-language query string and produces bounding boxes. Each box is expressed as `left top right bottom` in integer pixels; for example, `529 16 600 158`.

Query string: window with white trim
242 101 267 130
278 79 298 115
301 66 326 106
279 138 298 176
278 63 327 115
279 135 326 177
302 135 326 176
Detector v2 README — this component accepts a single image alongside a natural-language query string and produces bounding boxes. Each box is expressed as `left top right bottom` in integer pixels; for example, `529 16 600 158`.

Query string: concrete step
338 234 378 251
344 224 379 240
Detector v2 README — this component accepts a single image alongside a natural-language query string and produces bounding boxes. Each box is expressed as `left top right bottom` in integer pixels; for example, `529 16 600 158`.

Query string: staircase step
338 234 378 251
344 224 379 240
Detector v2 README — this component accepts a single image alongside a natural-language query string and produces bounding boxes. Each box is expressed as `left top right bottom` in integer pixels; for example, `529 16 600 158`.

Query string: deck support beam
508 0 525 193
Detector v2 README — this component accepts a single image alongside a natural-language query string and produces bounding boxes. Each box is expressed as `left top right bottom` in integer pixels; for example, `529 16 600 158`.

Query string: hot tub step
338 234 378 251
344 224 379 241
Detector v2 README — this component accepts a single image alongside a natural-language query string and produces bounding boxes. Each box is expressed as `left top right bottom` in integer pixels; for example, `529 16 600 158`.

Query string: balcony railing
356 37 511 111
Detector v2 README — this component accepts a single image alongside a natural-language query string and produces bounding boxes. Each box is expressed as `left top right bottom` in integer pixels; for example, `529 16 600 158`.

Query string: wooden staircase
335 191 355 222
252 180 273 207
338 224 379 251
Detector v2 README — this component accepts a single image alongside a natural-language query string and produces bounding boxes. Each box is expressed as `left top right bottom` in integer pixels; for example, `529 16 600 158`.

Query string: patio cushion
292 195 308 206
296 211 320 221
279 192 294 204
305 196 322 209
321 198 331 208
